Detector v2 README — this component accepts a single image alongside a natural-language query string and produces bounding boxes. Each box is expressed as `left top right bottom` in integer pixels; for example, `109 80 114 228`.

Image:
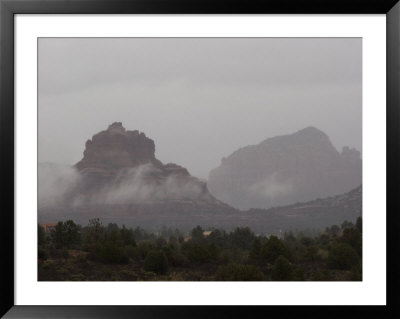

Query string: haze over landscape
38 122 362 233
39 38 361 180
37 38 363 282
38 37 362 233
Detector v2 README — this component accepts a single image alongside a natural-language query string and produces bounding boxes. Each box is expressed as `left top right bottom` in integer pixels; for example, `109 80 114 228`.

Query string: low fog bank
79 163 211 206
38 162 211 210
248 173 294 200
38 163 81 208
38 162 361 234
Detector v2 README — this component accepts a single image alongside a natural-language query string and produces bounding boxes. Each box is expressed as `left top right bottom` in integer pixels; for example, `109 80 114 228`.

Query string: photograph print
38 38 362 281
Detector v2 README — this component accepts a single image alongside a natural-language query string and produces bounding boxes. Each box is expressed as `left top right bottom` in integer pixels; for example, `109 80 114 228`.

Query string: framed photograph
1 0 399 318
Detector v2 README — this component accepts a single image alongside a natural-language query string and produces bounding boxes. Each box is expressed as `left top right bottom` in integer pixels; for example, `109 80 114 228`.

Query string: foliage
51 220 81 249
182 242 213 264
261 236 291 263
339 228 362 256
38 247 49 260
38 224 47 246
327 242 360 270
93 242 129 264
356 216 362 233
84 218 105 245
271 255 293 281
228 227 255 250
38 218 362 282
190 226 204 242
144 250 169 275
325 225 340 237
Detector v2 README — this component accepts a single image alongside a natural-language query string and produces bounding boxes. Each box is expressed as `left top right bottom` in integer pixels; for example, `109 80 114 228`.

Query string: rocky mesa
208 127 362 210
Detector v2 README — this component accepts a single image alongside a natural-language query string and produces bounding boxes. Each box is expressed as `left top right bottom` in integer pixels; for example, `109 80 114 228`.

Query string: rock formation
71 122 217 201
208 127 362 210
39 123 234 228
38 124 362 233
75 122 162 172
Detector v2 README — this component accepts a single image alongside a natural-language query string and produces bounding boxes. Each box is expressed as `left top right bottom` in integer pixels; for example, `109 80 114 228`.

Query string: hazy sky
38 38 362 179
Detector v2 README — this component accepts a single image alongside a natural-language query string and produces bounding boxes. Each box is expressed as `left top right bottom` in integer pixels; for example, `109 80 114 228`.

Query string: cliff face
208 127 362 210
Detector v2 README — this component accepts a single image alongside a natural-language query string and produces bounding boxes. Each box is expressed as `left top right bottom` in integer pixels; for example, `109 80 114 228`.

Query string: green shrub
135 242 153 261
51 220 81 249
162 247 188 267
62 249 70 259
182 242 212 264
38 224 47 246
38 247 49 260
123 245 137 259
229 227 255 250
327 242 360 270
339 228 362 257
262 236 292 264
271 255 293 281
95 242 129 264
144 250 169 275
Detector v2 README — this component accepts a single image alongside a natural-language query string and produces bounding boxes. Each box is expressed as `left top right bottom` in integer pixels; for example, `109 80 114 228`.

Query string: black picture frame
1 0 399 318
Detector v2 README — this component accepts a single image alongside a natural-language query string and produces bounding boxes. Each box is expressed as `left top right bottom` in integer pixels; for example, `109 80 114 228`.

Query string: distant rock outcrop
39 122 234 227
208 127 362 210
71 122 220 201
75 122 162 172
38 124 362 233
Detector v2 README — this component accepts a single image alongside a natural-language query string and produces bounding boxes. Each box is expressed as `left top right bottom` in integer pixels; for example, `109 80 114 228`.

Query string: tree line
38 217 362 281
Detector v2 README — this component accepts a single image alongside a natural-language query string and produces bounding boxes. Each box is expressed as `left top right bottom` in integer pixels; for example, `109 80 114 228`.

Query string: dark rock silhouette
208 127 362 210
75 122 162 172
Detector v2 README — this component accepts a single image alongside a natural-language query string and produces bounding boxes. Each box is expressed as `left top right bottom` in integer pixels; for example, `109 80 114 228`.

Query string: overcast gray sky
38 38 362 179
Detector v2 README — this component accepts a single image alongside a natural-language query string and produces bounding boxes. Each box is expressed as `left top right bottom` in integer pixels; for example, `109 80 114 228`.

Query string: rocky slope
245 185 362 234
208 127 362 210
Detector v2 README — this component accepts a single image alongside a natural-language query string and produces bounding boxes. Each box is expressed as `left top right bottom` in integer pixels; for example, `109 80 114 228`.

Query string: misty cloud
38 38 362 180
249 174 294 199
38 163 81 208
39 163 210 209
85 164 208 205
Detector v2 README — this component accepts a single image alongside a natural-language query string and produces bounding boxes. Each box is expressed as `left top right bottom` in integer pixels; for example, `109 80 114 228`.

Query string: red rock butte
75 122 163 172
72 122 210 197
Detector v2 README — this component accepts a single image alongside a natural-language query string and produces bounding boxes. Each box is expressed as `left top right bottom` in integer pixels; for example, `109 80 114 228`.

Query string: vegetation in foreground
38 217 362 281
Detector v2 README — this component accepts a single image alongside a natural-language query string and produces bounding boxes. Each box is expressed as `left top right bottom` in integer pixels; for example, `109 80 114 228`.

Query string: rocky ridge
38 124 362 233
208 127 362 210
